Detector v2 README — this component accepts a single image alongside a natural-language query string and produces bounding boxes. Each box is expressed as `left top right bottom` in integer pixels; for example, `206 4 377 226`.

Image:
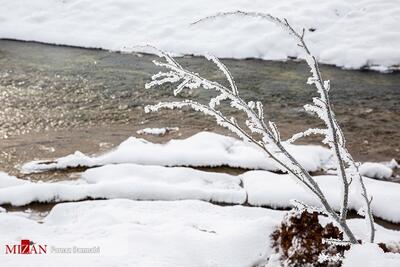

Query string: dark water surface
0 39 399 177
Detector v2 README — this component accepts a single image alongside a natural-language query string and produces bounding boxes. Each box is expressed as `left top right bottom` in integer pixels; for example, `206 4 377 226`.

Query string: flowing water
1 39 399 177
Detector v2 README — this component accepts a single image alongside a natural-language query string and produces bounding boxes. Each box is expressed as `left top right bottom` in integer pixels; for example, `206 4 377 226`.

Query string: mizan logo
5 240 47 254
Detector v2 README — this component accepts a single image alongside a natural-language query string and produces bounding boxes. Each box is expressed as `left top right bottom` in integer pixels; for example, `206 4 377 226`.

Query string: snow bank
0 171 27 188
136 127 179 136
360 162 393 179
242 171 400 223
22 131 332 173
4 164 400 223
0 164 245 206
342 243 400 267
1 199 400 266
1 0 399 71
0 199 283 267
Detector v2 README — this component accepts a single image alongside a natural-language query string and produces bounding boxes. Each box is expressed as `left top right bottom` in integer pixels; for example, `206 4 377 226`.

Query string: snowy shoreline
1 132 399 264
1 0 399 72
0 132 397 223
21 132 333 173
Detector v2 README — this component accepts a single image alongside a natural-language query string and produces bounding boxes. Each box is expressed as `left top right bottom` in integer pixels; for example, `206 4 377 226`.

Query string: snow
342 243 400 267
360 162 393 180
136 127 179 136
0 199 400 266
0 199 284 267
242 170 400 223
22 131 332 173
1 0 399 71
3 164 400 223
0 164 246 206
0 171 27 188
387 159 399 170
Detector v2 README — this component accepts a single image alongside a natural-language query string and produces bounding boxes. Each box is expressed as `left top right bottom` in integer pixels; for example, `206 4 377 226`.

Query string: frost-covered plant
271 208 348 266
144 12 374 244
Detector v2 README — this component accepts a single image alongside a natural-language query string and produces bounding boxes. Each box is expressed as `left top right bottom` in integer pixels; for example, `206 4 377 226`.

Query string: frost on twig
318 252 343 264
290 199 329 217
193 11 375 243
323 238 352 247
144 12 375 244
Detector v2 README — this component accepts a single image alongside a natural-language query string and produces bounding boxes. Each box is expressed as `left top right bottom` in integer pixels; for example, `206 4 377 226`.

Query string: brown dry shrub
271 210 349 266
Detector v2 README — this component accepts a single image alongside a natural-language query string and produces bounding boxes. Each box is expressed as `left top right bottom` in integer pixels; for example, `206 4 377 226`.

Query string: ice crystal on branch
144 12 375 244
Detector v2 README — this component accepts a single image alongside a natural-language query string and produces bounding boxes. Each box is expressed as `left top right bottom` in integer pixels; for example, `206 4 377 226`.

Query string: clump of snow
0 164 245 206
22 131 332 173
359 162 393 180
0 171 28 188
1 0 399 71
136 127 179 136
6 208 50 222
242 171 400 223
387 159 399 170
0 199 283 267
342 243 400 267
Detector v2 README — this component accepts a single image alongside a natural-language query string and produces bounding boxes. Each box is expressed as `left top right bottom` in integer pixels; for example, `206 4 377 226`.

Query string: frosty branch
144 12 375 244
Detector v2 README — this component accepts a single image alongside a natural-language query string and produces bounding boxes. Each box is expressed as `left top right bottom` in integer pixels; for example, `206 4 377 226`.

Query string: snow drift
342 243 400 267
242 170 400 223
0 199 399 266
1 0 399 71
0 199 283 267
22 131 332 173
0 165 246 206
3 165 400 223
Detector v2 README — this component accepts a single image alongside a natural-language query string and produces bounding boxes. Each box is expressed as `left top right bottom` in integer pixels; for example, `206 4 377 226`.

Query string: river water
0 39 399 177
